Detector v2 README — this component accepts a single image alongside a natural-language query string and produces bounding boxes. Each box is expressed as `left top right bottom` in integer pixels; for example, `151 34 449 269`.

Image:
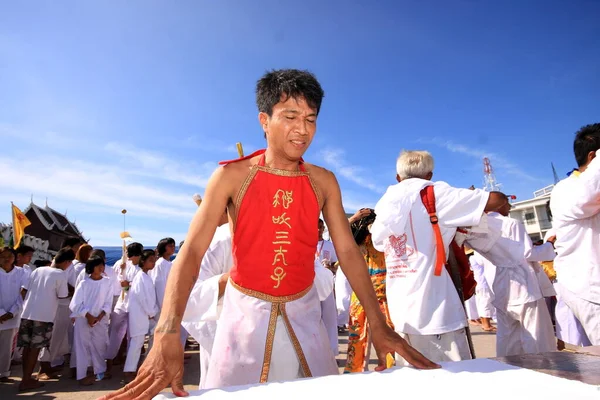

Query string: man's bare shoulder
304 162 337 183
304 162 340 199
219 155 261 179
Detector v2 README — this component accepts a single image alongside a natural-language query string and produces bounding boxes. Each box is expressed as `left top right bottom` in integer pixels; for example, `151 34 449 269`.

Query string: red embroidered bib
222 150 320 296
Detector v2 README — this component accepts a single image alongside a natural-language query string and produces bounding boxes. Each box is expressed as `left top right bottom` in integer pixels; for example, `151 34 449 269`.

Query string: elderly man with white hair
370 150 506 364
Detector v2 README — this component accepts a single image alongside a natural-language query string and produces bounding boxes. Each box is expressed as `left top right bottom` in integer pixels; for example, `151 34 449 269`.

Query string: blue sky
1 1 599 246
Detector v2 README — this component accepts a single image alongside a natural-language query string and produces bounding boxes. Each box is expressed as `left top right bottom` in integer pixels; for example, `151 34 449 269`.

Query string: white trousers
124 335 145 373
106 311 128 360
321 293 339 356
496 299 556 357
73 317 108 380
39 303 71 366
0 328 17 378
555 282 600 345
396 328 472 365
465 296 479 320
475 288 495 319
334 270 351 327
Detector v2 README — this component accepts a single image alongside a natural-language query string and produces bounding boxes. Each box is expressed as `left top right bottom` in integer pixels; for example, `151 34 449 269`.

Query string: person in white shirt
181 212 232 389
0 248 28 382
149 237 188 347
72 244 93 278
316 219 338 355
70 256 113 385
370 150 505 364
550 123 600 345
465 196 557 357
124 250 159 382
38 237 82 378
106 242 143 370
14 246 34 278
17 248 72 392
469 252 496 332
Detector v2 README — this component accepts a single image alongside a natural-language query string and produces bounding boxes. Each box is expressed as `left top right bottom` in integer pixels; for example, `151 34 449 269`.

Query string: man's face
20 251 33 265
260 95 317 160
0 250 15 267
165 243 176 258
130 255 141 266
318 221 325 240
498 197 512 217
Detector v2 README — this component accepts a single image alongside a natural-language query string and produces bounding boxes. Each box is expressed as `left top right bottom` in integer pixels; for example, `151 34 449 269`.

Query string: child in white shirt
70 256 113 385
124 250 158 381
0 248 29 382
17 248 73 392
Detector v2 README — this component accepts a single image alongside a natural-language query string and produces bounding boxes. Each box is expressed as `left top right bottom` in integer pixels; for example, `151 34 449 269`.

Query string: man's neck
162 256 170 261
263 148 301 171
15 262 24 267
1 264 14 273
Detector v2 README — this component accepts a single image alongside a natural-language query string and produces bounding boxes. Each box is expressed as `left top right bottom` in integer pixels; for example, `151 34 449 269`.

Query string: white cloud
422 138 545 183
0 128 219 246
104 142 216 188
319 148 386 193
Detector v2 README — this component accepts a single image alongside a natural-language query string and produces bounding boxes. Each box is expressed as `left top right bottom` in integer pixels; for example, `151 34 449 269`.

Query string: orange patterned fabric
344 235 394 373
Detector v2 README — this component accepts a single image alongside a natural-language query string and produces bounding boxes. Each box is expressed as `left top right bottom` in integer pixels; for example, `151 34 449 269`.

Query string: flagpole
11 201 15 248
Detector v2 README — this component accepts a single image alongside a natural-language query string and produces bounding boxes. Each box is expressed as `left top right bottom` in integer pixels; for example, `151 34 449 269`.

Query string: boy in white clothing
465 195 557 357
18 248 73 391
106 242 143 369
124 250 158 381
550 123 600 345
0 248 28 382
70 256 113 385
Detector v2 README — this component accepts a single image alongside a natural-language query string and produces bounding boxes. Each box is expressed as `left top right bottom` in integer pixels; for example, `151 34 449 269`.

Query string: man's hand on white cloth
370 323 441 371
100 332 188 400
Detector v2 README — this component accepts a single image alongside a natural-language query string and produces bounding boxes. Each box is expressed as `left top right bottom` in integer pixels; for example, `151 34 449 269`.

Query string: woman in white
70 256 113 385
0 247 28 382
72 244 93 278
124 250 158 381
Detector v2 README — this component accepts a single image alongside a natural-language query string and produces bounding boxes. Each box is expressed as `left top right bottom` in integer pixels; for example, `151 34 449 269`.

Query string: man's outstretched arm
321 172 440 371
100 166 233 400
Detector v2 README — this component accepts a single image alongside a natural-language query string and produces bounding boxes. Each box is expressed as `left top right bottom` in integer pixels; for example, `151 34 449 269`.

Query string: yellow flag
12 204 31 248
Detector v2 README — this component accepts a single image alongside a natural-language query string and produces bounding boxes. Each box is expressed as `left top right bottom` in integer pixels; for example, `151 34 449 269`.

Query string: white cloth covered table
154 358 599 400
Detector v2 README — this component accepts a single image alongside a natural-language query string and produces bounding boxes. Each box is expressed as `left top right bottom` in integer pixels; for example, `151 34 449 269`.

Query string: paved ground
0 324 497 400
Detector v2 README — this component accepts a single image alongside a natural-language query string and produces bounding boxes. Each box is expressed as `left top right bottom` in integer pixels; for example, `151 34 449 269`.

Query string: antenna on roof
551 162 560 184
45 197 48 207
30 194 33 204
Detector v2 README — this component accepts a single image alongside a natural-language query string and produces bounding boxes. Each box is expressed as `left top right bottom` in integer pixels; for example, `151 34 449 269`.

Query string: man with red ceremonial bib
103 69 439 400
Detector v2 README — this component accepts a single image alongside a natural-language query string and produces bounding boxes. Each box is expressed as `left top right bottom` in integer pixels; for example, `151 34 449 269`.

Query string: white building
509 185 554 242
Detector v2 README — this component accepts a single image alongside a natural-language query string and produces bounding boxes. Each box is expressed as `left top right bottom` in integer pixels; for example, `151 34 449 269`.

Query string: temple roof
23 202 81 235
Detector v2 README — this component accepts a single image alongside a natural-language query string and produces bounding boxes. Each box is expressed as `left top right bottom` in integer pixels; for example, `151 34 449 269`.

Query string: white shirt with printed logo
371 179 489 335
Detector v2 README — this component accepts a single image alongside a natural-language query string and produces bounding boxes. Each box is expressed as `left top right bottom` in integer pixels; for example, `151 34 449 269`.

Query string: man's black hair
16 245 34 255
34 259 52 267
139 249 156 268
61 237 82 248
91 249 106 262
126 242 144 258
85 256 105 275
351 210 377 246
156 237 176 257
55 248 76 264
256 69 324 117
574 123 600 167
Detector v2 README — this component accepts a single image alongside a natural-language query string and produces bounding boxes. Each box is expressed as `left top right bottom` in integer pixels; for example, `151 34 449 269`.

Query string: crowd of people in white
1 70 598 397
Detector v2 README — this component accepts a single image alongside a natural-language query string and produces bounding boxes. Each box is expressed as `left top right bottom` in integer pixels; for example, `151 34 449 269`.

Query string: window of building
524 212 536 225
